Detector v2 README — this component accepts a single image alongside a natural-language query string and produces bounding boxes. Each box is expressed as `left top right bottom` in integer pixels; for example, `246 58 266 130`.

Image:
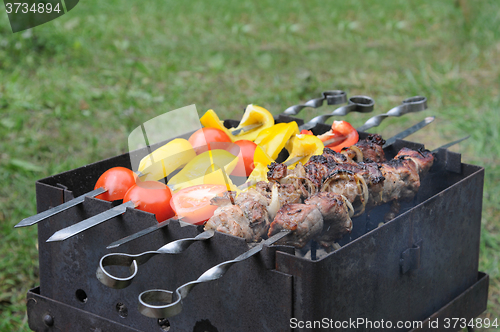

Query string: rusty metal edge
27 287 143 332
409 272 489 332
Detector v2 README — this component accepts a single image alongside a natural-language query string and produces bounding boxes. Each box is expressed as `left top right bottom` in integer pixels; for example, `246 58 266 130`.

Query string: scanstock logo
3 0 79 32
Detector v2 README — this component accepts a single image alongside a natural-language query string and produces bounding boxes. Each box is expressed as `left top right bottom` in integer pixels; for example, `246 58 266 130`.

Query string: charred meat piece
268 204 323 248
322 148 352 164
210 190 238 207
254 182 302 206
235 188 271 207
255 181 272 200
374 148 434 205
336 134 387 163
304 153 385 211
377 157 420 204
267 162 288 182
394 148 434 175
206 189 271 242
205 205 258 242
304 192 353 246
354 134 386 162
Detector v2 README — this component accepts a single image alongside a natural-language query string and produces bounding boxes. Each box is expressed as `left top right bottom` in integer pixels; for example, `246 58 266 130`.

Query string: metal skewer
97 230 215 289
15 187 107 228
285 116 436 166
282 90 347 116
231 123 262 136
356 96 427 132
105 180 253 249
46 201 136 242
432 135 469 152
232 90 348 136
113 117 438 244
325 116 434 149
298 95 375 132
382 116 435 148
137 230 291 319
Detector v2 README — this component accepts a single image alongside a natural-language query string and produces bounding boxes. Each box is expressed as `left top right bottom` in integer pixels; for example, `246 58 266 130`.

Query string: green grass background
1 0 499 330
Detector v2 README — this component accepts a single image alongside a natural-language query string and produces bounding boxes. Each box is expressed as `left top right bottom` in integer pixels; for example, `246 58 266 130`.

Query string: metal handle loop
356 96 427 132
301 95 375 130
137 230 291 318
96 230 215 289
282 90 347 116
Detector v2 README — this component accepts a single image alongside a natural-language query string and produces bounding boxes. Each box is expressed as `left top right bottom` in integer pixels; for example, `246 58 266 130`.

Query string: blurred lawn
1 0 499 330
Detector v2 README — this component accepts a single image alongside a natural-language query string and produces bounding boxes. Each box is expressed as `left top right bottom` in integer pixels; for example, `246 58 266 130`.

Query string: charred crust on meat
267 162 288 181
308 155 329 164
365 134 386 146
323 169 355 181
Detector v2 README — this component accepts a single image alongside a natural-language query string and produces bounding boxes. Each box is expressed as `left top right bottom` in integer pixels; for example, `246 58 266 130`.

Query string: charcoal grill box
26 117 488 332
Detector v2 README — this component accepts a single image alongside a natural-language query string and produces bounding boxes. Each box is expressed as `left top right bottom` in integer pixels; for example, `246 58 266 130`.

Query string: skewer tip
46 233 68 242
425 116 435 124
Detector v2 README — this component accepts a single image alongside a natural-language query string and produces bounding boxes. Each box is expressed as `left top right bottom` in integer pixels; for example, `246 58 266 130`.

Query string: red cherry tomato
227 140 257 177
318 121 359 152
94 167 137 201
170 184 228 225
123 181 174 222
189 127 232 154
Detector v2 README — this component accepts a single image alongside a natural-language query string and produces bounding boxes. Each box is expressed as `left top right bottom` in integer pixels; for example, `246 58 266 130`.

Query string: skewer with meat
341 134 387 163
205 189 271 242
205 145 434 248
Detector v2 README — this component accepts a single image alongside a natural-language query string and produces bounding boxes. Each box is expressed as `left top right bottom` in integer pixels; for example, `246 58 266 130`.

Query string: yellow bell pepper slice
138 138 197 181
230 104 275 141
200 109 235 141
254 122 299 160
168 149 239 191
253 145 274 168
245 163 269 187
239 145 274 190
203 164 240 193
284 134 324 167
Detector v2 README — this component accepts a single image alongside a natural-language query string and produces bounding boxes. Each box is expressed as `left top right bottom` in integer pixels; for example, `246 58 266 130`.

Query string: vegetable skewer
106 121 434 249
285 117 435 166
15 167 136 228
46 181 174 242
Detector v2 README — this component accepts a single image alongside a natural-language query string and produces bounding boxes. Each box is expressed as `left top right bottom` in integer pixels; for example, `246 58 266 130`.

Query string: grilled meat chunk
205 205 256 241
205 189 271 242
210 190 238 207
268 204 323 248
337 134 386 163
353 134 386 162
304 193 353 246
303 152 385 213
267 162 288 182
377 157 420 203
374 148 434 205
207 144 434 248
394 148 434 175
255 181 302 207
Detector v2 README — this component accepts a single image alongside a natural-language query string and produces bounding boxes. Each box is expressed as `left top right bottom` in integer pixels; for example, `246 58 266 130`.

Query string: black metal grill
25 116 488 332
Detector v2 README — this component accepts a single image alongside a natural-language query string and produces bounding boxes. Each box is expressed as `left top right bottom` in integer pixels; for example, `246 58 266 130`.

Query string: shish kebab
136 137 468 320
105 117 434 249
44 96 426 242
204 133 435 248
